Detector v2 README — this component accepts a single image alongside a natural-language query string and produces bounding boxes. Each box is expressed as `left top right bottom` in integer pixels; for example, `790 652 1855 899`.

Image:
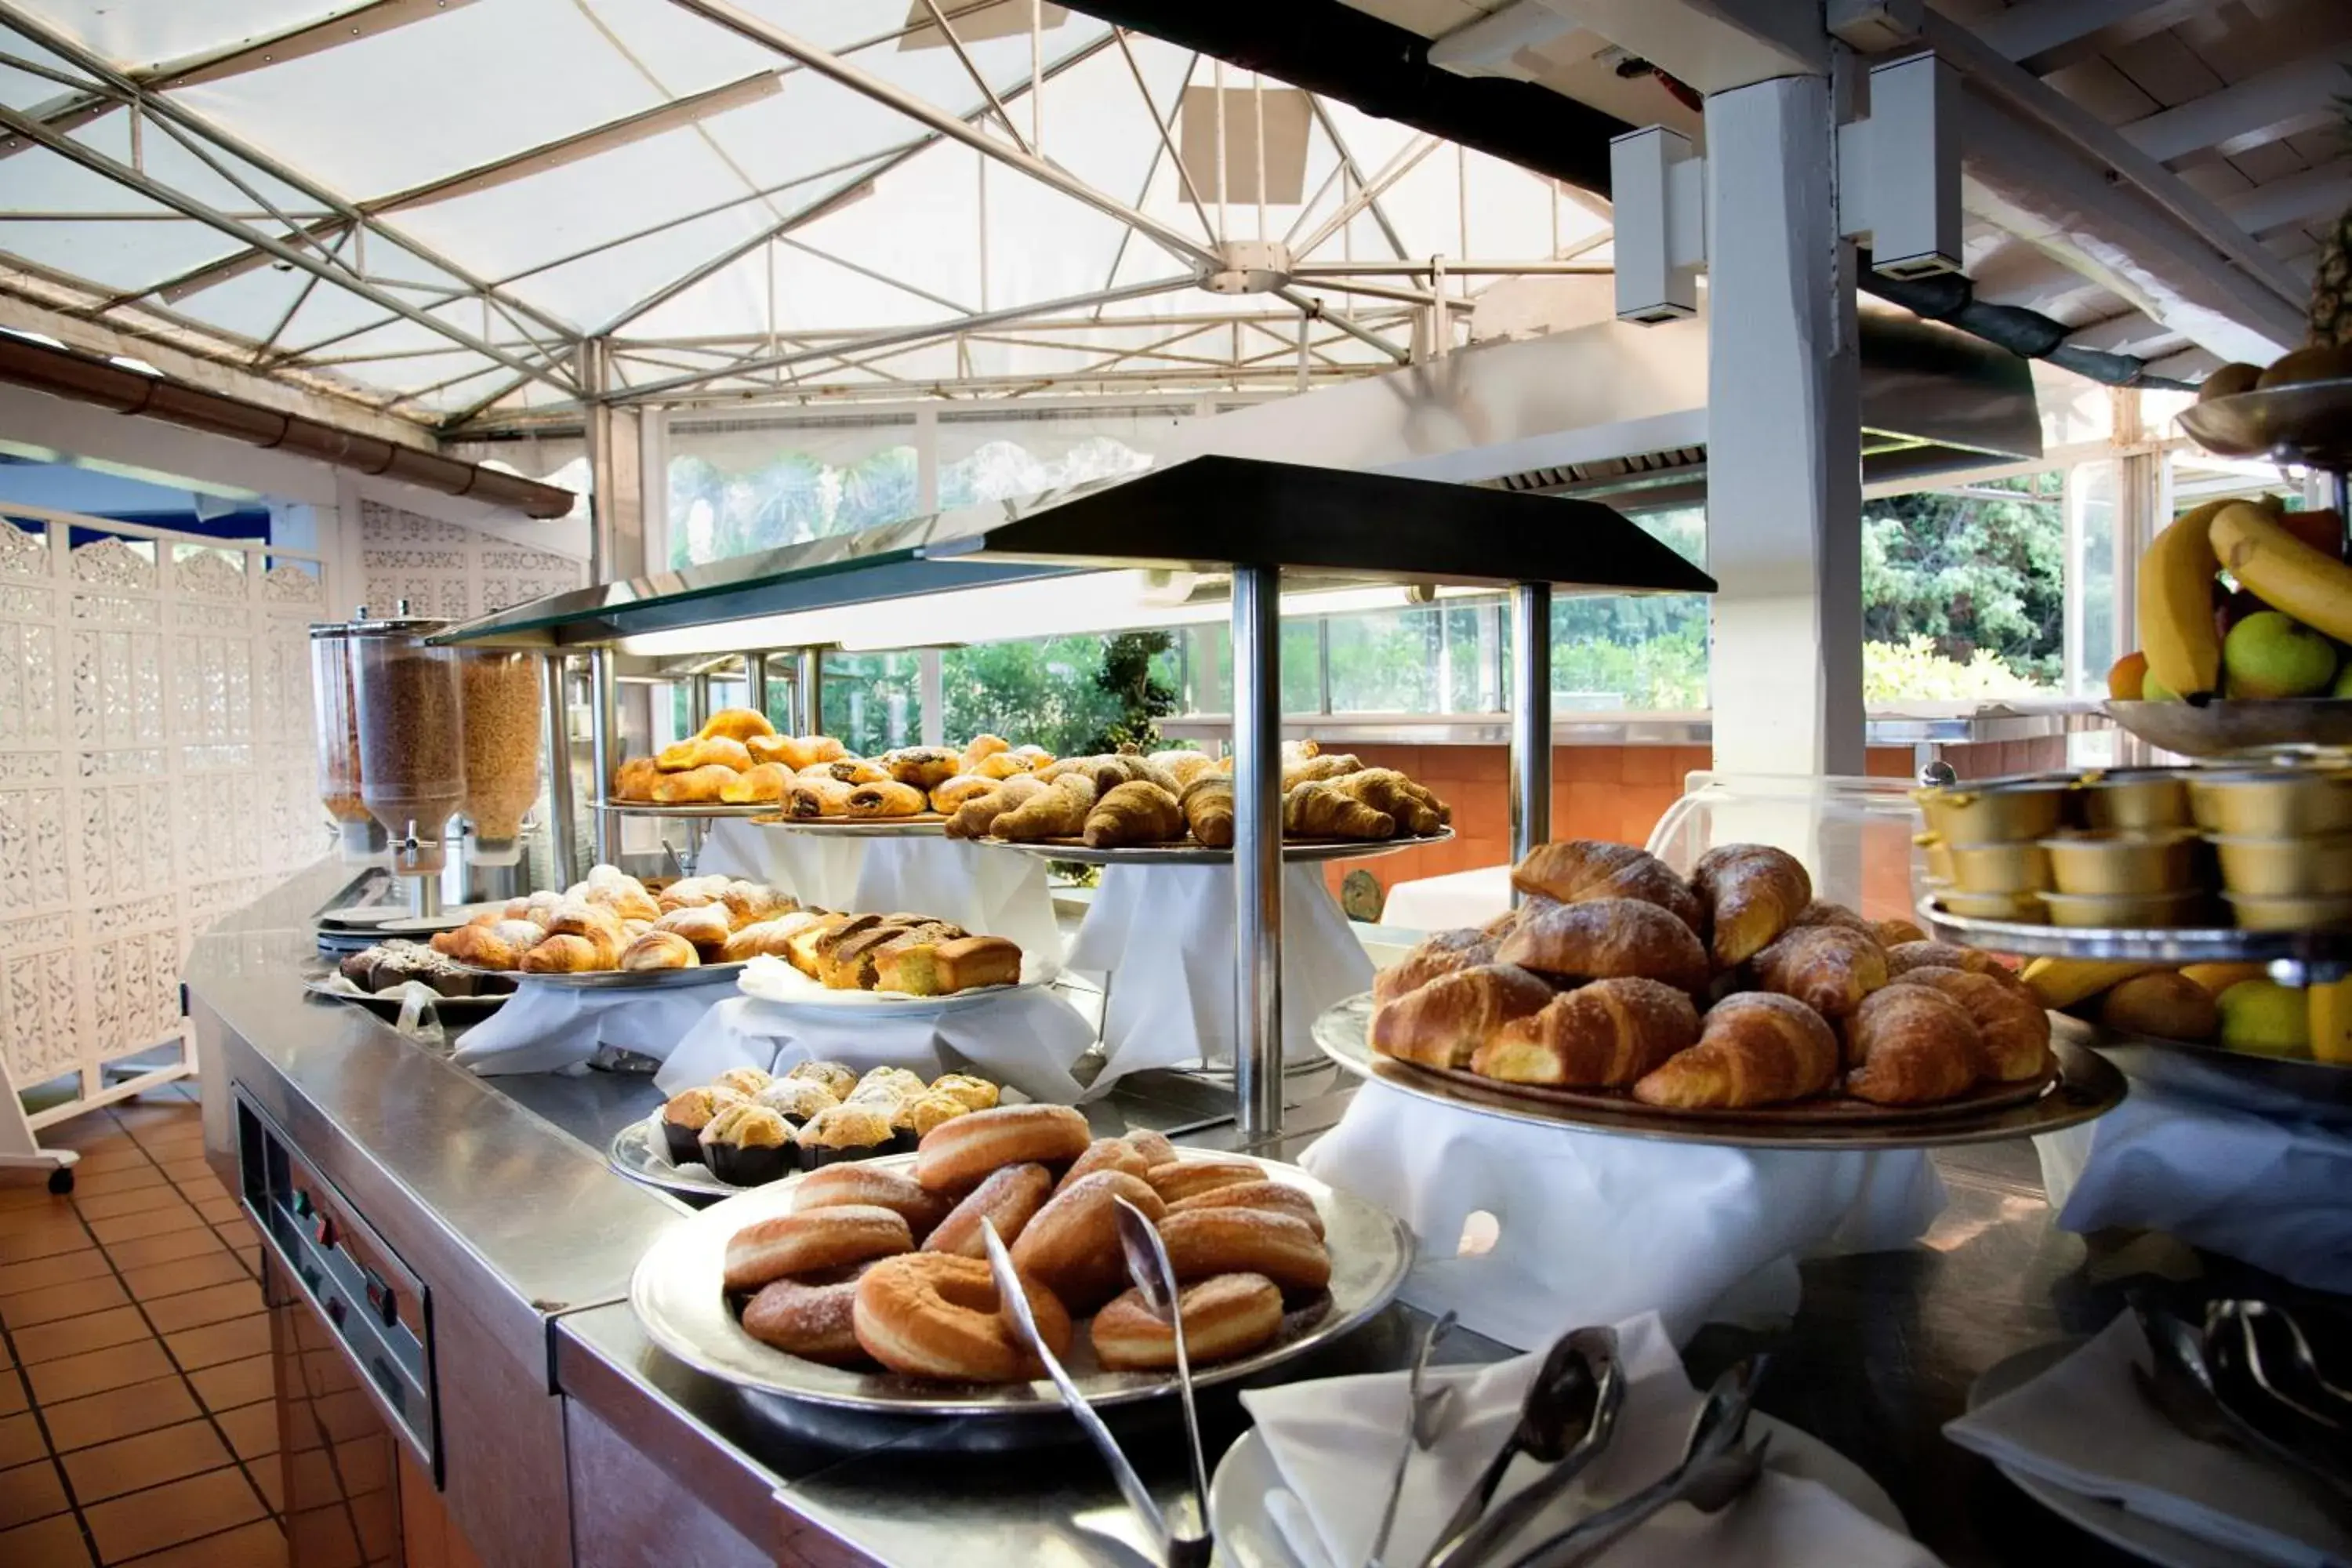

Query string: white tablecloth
1378 863 1512 931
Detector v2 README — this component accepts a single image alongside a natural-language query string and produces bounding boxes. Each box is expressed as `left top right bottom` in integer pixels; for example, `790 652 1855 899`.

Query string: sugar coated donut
723 1205 910 1292
1123 1129 1178 1167
1009 1171 1165 1312
914 1104 1091 1192
740 1263 873 1365
1091 1272 1285 1370
921 1163 1054 1258
1163 1179 1326 1238
1145 1158 1263 1204
1054 1138 1151 1196
852 1253 1072 1381
1158 1207 1330 1294
793 1163 953 1242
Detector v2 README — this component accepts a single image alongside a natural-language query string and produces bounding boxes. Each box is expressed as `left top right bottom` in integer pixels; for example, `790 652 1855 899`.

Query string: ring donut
724 1205 910 1292
1091 1272 1285 1370
1157 1207 1330 1294
1010 1171 1165 1312
852 1252 1073 1381
1145 1158 1263 1204
921 1163 1054 1258
1054 1138 1151 1196
1163 1179 1326 1238
740 1263 873 1365
794 1163 953 1242
914 1105 1091 1193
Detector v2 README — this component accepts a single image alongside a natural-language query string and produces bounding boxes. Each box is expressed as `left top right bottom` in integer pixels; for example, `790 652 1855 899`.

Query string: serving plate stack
975 828 1454 866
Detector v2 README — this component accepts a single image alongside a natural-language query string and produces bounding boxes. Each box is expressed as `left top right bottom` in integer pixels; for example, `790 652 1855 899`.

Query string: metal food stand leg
542 652 577 888
1232 564 1283 1143
1509 582 1553 898
590 646 619 866
793 647 822 735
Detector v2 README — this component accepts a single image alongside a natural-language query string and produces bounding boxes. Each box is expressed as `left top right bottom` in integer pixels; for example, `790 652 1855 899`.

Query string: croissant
993 774 1096 840
1374 927 1497 1006
929 774 997 815
655 874 731 912
1283 753 1363 790
1882 966 2049 1081
1788 901 1874 935
620 931 699 971
546 900 625 946
882 747 962 791
520 933 612 974
1632 992 1840 1109
960 734 1011 771
1691 844 1813 968
659 736 753 773
751 735 846 771
720 762 790 804
583 884 660 923
1083 780 1185 848
430 922 527 970
1370 963 1555 1069
847 780 926 818
1873 917 1929 948
946 775 1047 839
1040 754 1145 794
698 706 776 744
1843 984 1984 1105
1324 768 1447 836
613 757 662 802
1510 841 1704 935
652 904 733 958
787 776 855 819
1283 779 1392 840
1884 941 2021 989
653 764 738 804
719 880 794 927
722 911 833 964
1495 897 1710 995
1179 775 1233 848
975 751 1038 779
1472 977 1701 1087
1149 750 1218 791
1750 924 1887 1020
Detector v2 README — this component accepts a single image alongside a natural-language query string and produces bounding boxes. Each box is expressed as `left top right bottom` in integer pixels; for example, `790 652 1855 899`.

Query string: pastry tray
301 978 508 1016
627 1149 1412 1416
601 800 788 819
742 814 948 837
1919 895 2352 974
1312 993 2126 1149
971 827 1454 866
452 957 753 991
733 953 1059 1015
2053 1014 2352 1108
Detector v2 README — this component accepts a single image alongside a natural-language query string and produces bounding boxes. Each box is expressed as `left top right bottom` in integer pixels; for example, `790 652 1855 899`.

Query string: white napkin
652 988 1096 1104
1070 862 1373 1091
451 982 718 1076
2034 1049 2352 1295
318 976 451 1051
1945 1314 2352 1566
1243 1309 1939 1568
696 820 1066 963
1301 1080 1948 1348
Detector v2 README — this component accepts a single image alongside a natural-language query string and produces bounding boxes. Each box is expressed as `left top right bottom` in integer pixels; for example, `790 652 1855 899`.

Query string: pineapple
2313 71 2352 347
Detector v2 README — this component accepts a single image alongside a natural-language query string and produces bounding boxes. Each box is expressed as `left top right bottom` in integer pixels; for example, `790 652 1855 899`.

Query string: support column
1230 564 1283 1145
579 340 645 583
1703 73 1866 779
1509 583 1553 885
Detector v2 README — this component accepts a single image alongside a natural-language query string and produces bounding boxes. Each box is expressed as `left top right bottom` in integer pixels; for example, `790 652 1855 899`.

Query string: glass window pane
1861 475 2063 702
667 445 918 568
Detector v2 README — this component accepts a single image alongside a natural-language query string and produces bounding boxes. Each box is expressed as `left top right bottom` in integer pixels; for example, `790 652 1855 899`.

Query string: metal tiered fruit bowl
2103 698 2352 758
1918 896 2352 980
2175 377 2352 468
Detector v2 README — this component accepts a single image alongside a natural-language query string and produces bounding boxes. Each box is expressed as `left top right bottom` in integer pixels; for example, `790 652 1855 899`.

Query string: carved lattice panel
359 500 583 620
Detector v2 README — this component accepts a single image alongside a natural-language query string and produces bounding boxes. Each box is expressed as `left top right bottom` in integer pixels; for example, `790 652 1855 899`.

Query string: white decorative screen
358 499 583 619
0 503 325 1097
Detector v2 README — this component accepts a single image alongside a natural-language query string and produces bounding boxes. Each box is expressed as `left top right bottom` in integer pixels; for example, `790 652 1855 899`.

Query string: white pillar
1703 73 1866 779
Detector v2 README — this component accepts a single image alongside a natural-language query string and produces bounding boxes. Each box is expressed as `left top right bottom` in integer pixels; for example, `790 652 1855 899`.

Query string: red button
313 1215 337 1249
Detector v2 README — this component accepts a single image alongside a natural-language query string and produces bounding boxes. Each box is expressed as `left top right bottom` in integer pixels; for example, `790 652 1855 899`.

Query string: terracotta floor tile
107 1104 187 1133
0 1248 111 1298
0 1412 44 1469
83 1466 266 1564
42 1121 132 1153
164 1316 269 1374
121 1254 248 1305
64 1167 171 1200
120 1519 286 1568
158 1161 220 1191
212 1403 277 1463
143 1283 262 1337
24 1339 175 1406
187 1200 242 1231
103 1230 224 1273
249 1454 282 1515
0 1185 62 1211
0 1512 92 1566
187 1356 271 1416
85 1207 204 1247
209 1216 258 1250
0 1275 130 1329
2 1221 95 1261
129 1130 205 1156
13 1307 153 1367
0 1459 69 1529
71 1185 193 1223
40 1376 201 1453
67 1151 158 1178
0 1367 24 1419
61 1417 233 1505
233 1248 260 1280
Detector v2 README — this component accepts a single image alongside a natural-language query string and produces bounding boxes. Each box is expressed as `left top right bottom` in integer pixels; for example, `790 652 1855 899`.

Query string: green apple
2223 611 2339 699
2141 673 2182 702
2334 660 2352 699
2216 978 2311 1056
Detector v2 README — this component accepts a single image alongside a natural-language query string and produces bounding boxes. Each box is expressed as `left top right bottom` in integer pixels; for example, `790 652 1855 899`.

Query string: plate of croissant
949 739 1454 860
429 865 793 989
1316 839 2125 1147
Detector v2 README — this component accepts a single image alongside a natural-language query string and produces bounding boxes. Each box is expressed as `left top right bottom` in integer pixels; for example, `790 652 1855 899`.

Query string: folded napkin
451 982 719 1076
2034 1048 2352 1294
1069 862 1373 1091
1243 1309 1938 1568
652 985 1096 1104
316 976 450 1052
1945 1314 2352 1566
1301 1080 1947 1348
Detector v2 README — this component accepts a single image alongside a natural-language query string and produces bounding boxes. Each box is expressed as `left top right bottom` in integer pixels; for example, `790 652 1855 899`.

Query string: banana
2019 956 2167 1011
2311 979 2352 1065
2138 499 2230 697
2178 961 2269 996
2209 501 2352 644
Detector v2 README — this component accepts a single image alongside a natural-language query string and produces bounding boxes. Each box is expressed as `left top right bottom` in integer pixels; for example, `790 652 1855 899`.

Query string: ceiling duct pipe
1061 0 2182 388
0 332 577 519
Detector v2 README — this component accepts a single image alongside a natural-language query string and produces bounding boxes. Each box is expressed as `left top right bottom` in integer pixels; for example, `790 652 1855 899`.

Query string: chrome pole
689 672 713 733
743 650 769 721
794 647 823 735
590 645 619 866
1508 583 1553 893
540 652 577 890
1232 564 1283 1144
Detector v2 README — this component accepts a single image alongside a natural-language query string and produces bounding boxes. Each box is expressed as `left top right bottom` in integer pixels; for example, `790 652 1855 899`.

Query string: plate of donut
628 1107 1413 1416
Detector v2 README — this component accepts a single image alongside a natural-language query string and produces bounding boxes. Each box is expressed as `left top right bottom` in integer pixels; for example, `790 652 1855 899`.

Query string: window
1862 475 2063 701
667 446 918 568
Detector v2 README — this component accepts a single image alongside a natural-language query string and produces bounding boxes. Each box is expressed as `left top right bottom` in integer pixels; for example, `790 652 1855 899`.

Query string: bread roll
1691 844 1813 968
1511 840 1704 935
1632 992 1840 1109
2096 971 2219 1045
1495 897 1710 995
1471 977 1700 1087
1369 964 1554 1069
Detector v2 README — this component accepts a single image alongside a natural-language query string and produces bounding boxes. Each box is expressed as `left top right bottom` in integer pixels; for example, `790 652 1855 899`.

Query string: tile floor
0 1083 285 1566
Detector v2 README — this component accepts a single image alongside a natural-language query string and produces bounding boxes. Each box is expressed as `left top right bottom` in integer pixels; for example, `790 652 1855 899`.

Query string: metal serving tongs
1421 1327 1624 1568
978 1218 1210 1568
1368 1310 1461 1568
1110 1196 1217 1561
2134 1298 2352 1521
2208 1300 2352 1434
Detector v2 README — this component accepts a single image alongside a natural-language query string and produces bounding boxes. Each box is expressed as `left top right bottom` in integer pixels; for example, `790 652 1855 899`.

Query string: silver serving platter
974 828 1453 866
301 979 508 1017
2175 377 2352 468
744 815 949 837
1919 895 2352 972
455 957 753 991
2055 1014 2352 1108
629 1149 1413 1416
1312 992 2127 1149
2105 699 2352 759
610 1117 738 1199
599 799 785 819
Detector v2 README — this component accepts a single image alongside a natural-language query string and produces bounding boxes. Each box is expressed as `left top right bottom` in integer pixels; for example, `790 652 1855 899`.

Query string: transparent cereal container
456 648 543 866
308 622 383 858
350 612 465 875
1647 771 1932 924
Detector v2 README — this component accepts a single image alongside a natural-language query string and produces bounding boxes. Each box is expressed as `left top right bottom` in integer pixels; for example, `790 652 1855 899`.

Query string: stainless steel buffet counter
193 859 2170 1568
